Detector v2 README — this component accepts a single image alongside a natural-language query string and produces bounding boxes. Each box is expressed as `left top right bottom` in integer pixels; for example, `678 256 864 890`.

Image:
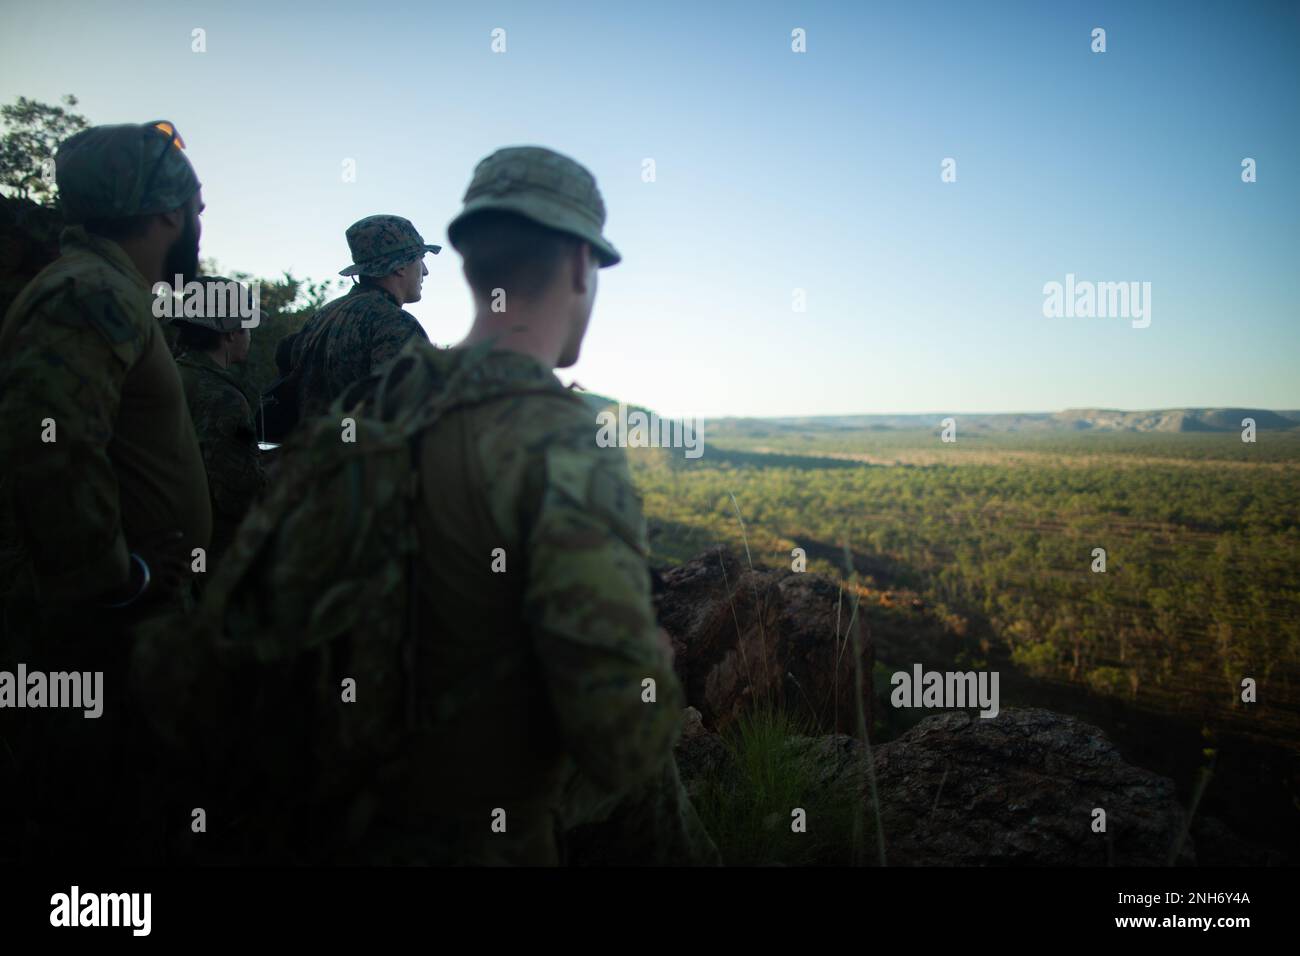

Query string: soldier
353 147 720 865
0 121 212 862
289 215 439 420
172 277 267 573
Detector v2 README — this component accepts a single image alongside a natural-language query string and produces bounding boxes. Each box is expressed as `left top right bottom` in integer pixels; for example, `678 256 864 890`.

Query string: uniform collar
462 345 563 388
58 225 152 291
177 348 226 372
347 283 401 309
177 348 246 390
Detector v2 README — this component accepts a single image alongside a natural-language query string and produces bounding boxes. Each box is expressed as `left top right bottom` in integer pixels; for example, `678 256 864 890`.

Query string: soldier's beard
163 214 201 285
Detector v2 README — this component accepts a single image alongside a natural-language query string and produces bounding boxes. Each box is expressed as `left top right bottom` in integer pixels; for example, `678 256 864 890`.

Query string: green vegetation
0 95 89 203
629 428 1300 744
708 422 1300 464
692 705 876 866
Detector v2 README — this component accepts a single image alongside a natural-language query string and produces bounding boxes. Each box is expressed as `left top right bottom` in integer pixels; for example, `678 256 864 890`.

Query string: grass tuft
692 703 868 866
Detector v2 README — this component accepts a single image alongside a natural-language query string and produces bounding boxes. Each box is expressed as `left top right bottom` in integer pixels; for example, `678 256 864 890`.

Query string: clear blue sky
2 0 1297 417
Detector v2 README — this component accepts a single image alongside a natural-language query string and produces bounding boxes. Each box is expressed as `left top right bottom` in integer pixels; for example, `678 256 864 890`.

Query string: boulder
654 548 873 736
872 708 1195 865
672 707 1263 866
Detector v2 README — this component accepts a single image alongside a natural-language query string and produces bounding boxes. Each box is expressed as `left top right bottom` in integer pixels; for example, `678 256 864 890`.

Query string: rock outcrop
674 706 1280 866
870 708 1194 866
654 548 873 737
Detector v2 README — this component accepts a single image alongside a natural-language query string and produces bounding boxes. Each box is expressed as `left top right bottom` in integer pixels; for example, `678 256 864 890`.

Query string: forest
625 424 1300 747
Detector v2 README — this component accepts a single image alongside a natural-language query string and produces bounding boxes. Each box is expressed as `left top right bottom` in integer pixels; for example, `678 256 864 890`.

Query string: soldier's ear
154 205 185 236
571 242 593 294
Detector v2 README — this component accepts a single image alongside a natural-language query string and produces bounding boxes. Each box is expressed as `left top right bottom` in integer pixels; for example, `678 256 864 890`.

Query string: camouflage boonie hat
340 215 441 277
447 146 620 267
168 276 257 333
56 121 201 225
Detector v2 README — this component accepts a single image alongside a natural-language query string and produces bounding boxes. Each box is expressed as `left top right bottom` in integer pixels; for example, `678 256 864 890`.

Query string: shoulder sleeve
0 289 149 600
520 407 684 796
368 310 425 370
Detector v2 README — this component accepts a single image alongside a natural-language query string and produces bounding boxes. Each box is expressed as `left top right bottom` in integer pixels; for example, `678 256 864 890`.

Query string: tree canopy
0 95 90 203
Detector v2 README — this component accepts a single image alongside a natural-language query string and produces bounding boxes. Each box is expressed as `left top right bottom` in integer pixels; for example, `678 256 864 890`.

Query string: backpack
255 369 300 443
130 339 567 862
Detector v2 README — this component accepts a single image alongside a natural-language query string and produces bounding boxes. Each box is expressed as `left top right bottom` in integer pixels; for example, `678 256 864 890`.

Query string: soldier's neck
371 274 408 307
112 236 167 287
461 309 562 369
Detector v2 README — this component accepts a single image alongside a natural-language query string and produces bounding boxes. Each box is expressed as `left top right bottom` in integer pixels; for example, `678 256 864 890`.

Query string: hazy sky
2 0 1297 417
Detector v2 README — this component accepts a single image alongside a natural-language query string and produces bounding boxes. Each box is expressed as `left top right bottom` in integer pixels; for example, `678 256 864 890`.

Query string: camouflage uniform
291 215 439 419
0 124 210 604
361 148 716 865
0 122 210 863
175 351 266 570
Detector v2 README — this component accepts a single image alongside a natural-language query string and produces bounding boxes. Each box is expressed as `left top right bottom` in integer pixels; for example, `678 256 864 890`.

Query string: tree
0 95 90 203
